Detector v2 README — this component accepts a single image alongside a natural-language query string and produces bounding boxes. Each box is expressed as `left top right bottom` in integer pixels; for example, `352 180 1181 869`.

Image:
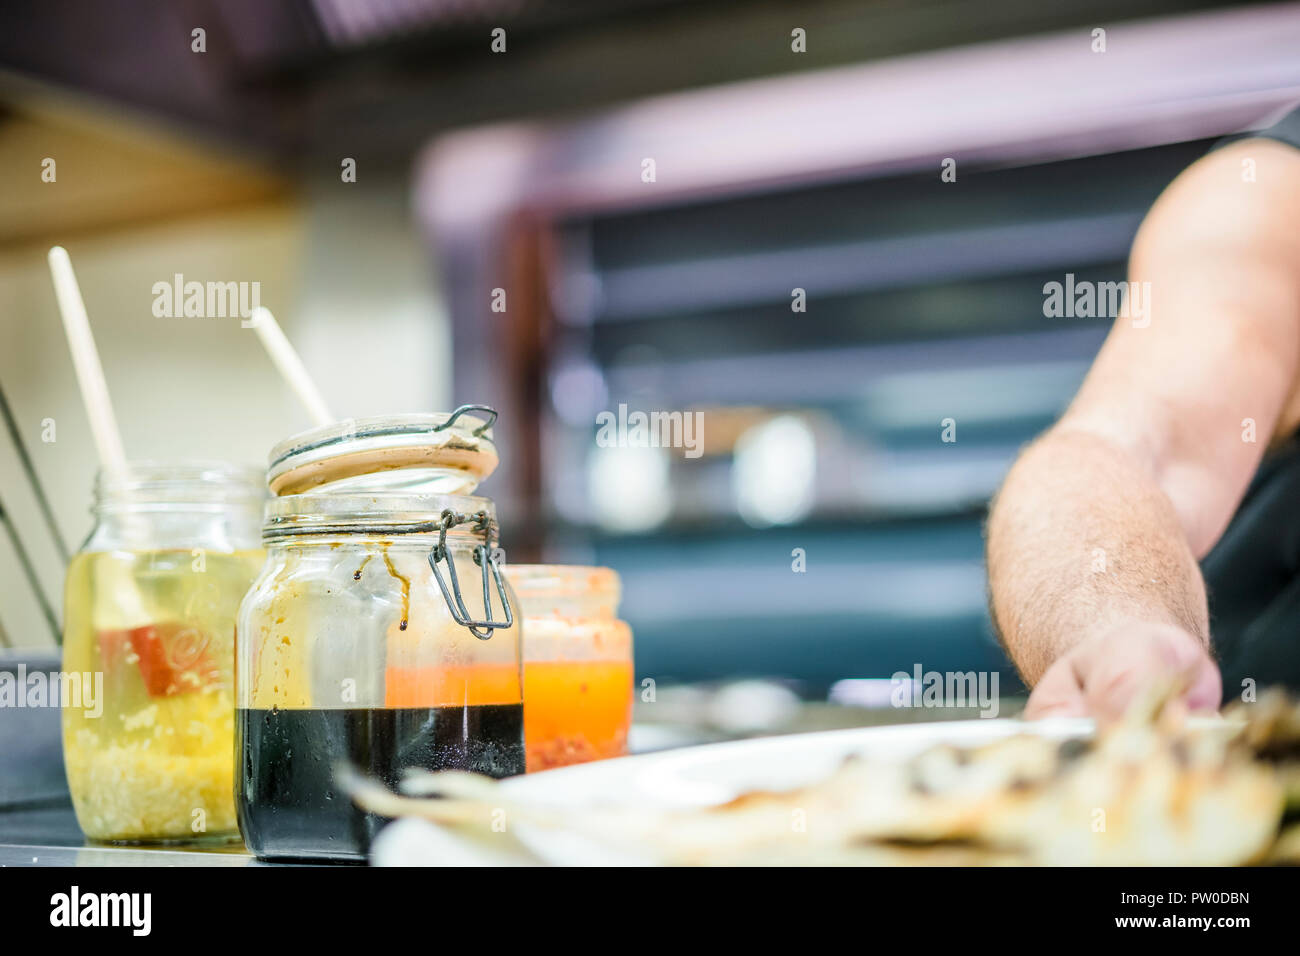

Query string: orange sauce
381 658 632 772
384 662 520 708
523 659 633 771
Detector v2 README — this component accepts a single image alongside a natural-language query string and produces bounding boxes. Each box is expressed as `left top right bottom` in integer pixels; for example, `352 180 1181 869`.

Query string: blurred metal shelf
594 328 1101 408
569 212 1143 323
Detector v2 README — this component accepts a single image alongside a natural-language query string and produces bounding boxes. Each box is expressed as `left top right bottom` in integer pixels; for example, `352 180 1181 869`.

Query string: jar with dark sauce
235 408 524 862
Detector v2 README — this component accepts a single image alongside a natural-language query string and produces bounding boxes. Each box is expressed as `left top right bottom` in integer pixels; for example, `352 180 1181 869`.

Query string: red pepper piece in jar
96 623 219 697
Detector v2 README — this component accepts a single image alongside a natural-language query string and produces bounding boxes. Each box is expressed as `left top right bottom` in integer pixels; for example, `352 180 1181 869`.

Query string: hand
1024 620 1221 722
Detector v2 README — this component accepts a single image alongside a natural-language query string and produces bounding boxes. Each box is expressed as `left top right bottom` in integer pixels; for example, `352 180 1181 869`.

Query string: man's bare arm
987 138 1300 715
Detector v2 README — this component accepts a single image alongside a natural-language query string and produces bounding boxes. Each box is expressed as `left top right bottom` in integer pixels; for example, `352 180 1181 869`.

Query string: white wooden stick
49 247 150 628
48 246 128 481
249 307 333 427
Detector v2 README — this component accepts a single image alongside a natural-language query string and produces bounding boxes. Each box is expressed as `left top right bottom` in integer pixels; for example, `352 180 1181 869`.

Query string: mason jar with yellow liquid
61 462 264 843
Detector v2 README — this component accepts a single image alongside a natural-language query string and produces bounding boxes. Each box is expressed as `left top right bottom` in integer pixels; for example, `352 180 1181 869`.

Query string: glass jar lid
266 405 499 497
504 565 621 603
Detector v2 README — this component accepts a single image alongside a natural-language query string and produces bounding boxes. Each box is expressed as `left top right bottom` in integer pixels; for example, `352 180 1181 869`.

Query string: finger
1156 631 1223 713
1181 655 1223 713
1077 627 1220 723
1024 656 1088 719
1077 636 1168 724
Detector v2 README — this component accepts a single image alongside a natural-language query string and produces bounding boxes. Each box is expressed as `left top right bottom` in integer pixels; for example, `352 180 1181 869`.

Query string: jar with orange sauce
505 565 633 771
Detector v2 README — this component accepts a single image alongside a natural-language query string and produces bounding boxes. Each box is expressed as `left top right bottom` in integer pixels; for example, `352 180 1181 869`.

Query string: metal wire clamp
427 508 513 640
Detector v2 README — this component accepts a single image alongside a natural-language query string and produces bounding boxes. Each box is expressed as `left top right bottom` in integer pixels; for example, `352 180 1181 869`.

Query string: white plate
487 718 1100 865
500 717 1097 811
375 715 1233 865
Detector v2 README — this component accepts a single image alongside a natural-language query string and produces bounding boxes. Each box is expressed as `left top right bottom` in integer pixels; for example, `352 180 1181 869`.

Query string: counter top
0 803 261 867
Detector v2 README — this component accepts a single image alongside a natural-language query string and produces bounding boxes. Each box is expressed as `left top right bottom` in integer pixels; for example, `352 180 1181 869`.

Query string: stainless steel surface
0 805 265 866
0 843 255 867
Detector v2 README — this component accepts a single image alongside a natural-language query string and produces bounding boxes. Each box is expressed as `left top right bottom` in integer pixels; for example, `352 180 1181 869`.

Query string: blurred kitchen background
3 0 1300 711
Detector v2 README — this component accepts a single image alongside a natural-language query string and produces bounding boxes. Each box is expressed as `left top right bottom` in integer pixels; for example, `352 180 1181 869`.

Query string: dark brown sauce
381 547 410 630
236 704 525 862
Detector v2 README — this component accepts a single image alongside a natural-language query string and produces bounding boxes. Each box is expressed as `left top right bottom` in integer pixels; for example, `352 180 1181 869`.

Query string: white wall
0 170 452 648
0 202 304 646
294 172 452 421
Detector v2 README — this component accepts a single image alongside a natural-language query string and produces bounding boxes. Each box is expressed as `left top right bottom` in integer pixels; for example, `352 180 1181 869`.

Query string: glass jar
505 565 634 771
61 461 265 843
235 493 525 862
